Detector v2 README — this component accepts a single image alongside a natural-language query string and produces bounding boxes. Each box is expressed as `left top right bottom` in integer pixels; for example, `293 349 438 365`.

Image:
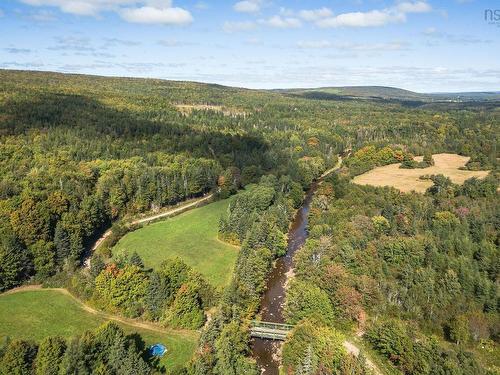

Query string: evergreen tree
29 240 56 280
0 340 37 375
116 344 151 375
159 258 190 297
422 151 434 167
296 345 314 375
0 232 31 292
213 321 257 375
144 272 169 320
129 252 144 269
53 223 70 266
90 255 106 279
164 281 205 329
449 315 470 345
34 336 66 375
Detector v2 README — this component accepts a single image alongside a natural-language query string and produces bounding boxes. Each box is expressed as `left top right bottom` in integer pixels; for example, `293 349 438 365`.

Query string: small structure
150 343 167 357
250 320 293 341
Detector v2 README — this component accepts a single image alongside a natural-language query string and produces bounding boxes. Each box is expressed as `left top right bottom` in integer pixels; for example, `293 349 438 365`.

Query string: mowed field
0 289 197 371
113 197 238 288
352 153 490 193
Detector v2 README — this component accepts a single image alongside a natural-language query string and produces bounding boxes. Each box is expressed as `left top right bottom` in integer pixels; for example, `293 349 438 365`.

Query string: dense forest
0 70 498 374
285 171 499 374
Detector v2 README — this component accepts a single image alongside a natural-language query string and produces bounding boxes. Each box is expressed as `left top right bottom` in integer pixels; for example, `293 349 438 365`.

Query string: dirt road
3 285 196 337
85 193 214 266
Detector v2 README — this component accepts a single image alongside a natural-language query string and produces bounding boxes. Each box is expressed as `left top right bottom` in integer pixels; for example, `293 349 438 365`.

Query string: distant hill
276 86 500 103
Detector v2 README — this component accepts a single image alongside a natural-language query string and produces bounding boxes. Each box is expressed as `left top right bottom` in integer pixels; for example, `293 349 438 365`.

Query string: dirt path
343 340 382 375
91 229 112 252
320 156 343 179
131 193 213 225
85 193 214 267
2 285 196 337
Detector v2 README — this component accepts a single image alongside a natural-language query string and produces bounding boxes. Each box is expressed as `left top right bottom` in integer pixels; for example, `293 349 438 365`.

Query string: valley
0 69 497 375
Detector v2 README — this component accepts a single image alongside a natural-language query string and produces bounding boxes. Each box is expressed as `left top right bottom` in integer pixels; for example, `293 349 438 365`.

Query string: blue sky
0 0 498 91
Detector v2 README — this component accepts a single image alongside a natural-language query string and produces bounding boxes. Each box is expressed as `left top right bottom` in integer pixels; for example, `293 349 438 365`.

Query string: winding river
251 179 320 374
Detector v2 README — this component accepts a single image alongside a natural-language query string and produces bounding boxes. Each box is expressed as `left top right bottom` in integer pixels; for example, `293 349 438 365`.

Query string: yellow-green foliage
93 264 149 317
282 319 346 374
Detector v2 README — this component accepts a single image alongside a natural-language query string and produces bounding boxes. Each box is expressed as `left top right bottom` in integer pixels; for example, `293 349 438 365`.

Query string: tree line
0 322 152 375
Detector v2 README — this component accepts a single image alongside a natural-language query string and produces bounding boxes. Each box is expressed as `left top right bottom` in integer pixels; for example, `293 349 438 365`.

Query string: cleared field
175 104 247 117
113 197 238 288
0 289 197 371
352 153 490 193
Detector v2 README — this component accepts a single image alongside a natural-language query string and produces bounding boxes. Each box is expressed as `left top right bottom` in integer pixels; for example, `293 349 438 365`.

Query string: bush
284 280 335 325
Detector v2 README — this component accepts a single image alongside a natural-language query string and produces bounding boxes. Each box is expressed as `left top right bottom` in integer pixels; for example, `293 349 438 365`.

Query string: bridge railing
250 320 294 331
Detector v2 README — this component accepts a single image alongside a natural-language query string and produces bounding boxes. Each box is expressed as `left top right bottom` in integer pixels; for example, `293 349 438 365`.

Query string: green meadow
113 197 238 288
0 290 197 371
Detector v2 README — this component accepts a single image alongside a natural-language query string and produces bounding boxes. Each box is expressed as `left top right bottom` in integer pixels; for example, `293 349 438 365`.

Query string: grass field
352 153 490 193
0 289 197 371
113 197 238 288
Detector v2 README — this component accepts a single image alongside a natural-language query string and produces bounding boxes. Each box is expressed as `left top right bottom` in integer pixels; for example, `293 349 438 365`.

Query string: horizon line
2 68 499 95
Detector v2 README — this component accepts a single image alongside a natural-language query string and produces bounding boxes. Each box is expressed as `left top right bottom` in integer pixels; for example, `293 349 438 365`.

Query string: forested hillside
285 169 499 374
278 86 500 103
0 70 498 374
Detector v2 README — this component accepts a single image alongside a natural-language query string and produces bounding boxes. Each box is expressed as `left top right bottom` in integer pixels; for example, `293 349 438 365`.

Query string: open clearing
113 197 238 288
352 153 490 193
0 289 197 371
175 104 247 117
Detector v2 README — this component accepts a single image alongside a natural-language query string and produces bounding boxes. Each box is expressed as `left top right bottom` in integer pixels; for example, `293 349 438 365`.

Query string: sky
0 0 498 92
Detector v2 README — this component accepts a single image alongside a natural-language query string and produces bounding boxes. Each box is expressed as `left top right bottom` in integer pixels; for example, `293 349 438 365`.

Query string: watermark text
484 9 500 27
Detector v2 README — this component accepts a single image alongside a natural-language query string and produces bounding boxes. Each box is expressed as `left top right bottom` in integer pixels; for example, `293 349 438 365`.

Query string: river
251 179 320 374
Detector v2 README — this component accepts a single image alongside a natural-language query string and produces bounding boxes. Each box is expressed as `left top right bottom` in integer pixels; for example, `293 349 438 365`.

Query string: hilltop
276 85 500 103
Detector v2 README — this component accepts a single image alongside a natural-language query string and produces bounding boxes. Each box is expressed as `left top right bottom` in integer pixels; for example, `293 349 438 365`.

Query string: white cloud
157 38 195 47
21 0 105 15
298 7 332 21
397 1 432 13
278 7 294 17
194 1 208 10
29 9 57 21
335 41 409 51
316 1 431 28
120 6 192 24
233 0 260 14
223 20 256 32
297 40 409 51
261 15 301 29
4 47 32 54
317 10 403 28
245 37 262 45
49 36 95 51
19 0 192 25
423 28 492 45
0 61 45 69
103 38 141 46
424 26 437 35
60 2 97 15
297 40 332 49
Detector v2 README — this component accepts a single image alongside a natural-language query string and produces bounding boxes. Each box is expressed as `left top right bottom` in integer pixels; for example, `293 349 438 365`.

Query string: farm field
113 197 238 288
0 289 197 371
352 153 490 193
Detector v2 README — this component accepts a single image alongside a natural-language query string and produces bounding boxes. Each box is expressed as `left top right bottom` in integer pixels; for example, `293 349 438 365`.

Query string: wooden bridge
250 320 294 341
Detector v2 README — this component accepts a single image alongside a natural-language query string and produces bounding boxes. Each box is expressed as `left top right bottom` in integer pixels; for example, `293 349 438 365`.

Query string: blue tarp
150 343 167 357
